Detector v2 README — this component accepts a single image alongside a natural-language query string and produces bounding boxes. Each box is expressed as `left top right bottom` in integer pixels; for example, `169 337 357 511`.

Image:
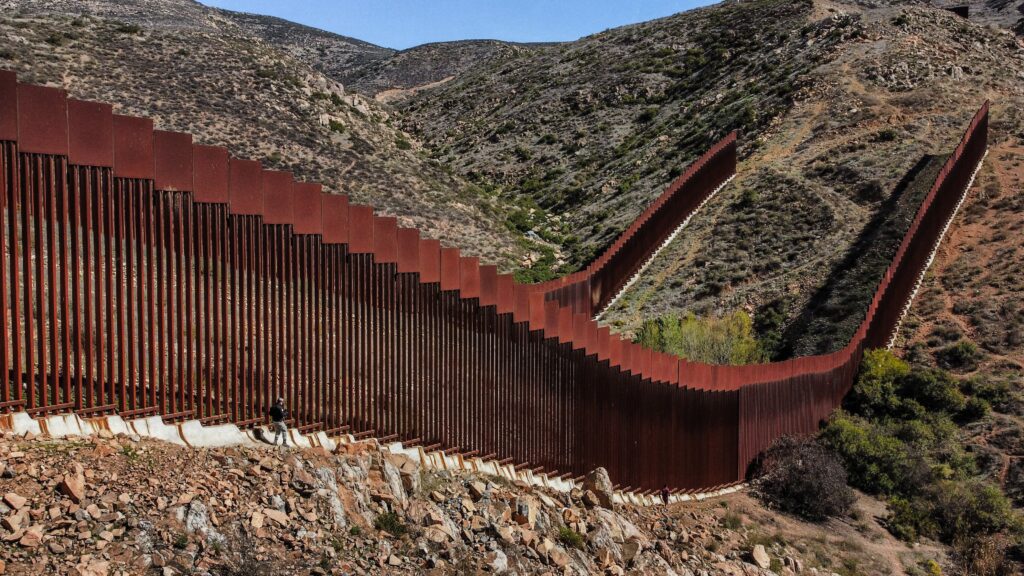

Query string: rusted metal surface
0 74 988 490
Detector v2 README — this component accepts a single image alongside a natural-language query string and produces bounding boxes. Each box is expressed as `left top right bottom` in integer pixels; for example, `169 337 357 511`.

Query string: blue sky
200 1 711 50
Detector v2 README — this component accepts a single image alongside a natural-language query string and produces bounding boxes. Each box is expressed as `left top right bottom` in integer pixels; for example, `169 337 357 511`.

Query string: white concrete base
39 413 90 437
0 409 742 506
369 433 744 507
128 416 185 445
887 150 987 349
177 420 253 448
0 411 41 436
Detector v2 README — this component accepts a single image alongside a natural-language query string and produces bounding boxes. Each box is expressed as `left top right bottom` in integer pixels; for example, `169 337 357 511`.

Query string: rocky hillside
0 1 524 267
349 41 544 99
397 0 848 274
0 429 949 575
578 2 1024 346
214 10 395 84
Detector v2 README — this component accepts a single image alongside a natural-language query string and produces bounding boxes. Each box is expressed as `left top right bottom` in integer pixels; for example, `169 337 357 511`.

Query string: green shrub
637 107 659 123
961 374 1014 410
928 480 1015 542
844 349 908 418
826 349 1020 553
635 310 766 365
374 512 407 537
557 526 584 549
899 368 966 415
328 120 345 133
395 137 412 150
721 512 743 529
821 411 928 496
513 145 532 161
935 340 980 371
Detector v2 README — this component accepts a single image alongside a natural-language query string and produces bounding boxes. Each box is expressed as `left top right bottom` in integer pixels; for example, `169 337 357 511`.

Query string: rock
751 544 771 570
250 510 264 529
1 511 23 532
2 493 26 510
549 546 572 568
423 526 451 543
429 491 445 503
263 508 289 527
470 515 488 531
495 524 516 545
290 467 318 496
583 490 602 508
387 554 402 566
468 481 487 500
485 549 509 573
60 466 87 504
0 559 5 574
18 526 43 548
536 537 555 557
72 559 110 576
621 539 641 565
512 496 537 528
583 468 615 508
563 507 580 523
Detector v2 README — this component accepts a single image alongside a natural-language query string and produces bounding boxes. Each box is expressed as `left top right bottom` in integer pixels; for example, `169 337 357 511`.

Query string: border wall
0 70 988 493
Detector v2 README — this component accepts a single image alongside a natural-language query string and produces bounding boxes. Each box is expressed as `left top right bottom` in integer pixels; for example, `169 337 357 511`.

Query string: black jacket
269 404 287 423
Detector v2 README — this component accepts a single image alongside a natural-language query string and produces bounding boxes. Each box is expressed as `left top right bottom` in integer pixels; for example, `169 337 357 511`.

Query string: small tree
755 436 855 521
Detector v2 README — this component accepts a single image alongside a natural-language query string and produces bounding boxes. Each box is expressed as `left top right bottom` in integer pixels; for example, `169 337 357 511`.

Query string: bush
755 436 854 521
845 349 909 418
899 368 966 415
637 107 659 123
953 533 1015 576
825 348 1020 559
821 411 930 496
753 298 789 359
374 512 407 537
557 526 584 549
395 137 412 150
113 22 141 34
935 340 981 371
928 480 1015 542
634 310 766 365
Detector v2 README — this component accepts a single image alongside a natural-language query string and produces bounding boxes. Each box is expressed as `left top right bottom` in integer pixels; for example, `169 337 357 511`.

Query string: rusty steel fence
0 70 988 492
534 132 737 317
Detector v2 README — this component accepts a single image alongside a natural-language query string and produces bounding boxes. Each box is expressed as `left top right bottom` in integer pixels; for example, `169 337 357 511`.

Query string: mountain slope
214 9 396 84
395 0 860 276
0 3 522 267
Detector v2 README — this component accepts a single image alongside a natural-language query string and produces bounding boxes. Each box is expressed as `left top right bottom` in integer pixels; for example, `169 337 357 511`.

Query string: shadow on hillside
777 154 942 359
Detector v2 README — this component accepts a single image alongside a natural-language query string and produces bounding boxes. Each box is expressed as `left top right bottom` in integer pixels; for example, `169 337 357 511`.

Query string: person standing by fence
269 397 289 447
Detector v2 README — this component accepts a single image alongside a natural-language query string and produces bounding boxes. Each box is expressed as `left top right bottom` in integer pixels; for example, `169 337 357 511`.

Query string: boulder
59 465 87 504
262 508 289 527
2 493 26 510
485 549 509 573
621 539 641 565
549 546 572 568
751 544 771 570
583 468 615 508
